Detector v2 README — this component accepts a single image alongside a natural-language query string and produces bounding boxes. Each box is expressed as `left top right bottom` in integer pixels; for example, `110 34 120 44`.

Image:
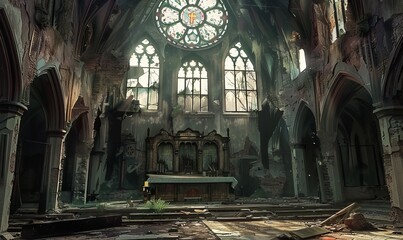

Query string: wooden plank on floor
21 214 122 239
290 226 330 239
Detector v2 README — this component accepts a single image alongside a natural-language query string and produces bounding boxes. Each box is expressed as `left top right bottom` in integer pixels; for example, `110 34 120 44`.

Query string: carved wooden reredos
146 128 230 175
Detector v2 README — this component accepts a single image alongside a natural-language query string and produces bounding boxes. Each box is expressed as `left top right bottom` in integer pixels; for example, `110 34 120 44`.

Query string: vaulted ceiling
76 0 303 61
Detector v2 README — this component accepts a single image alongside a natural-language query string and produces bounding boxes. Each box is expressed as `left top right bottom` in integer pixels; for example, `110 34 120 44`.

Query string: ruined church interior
1 0 403 239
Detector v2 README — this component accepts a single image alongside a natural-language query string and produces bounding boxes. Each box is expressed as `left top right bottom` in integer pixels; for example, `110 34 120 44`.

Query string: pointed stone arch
0 8 22 102
320 71 365 133
382 35 403 104
34 67 66 131
293 100 316 143
321 70 385 201
292 100 320 197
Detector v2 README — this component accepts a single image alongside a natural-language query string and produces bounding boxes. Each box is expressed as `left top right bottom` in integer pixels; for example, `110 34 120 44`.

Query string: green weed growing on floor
145 198 169 213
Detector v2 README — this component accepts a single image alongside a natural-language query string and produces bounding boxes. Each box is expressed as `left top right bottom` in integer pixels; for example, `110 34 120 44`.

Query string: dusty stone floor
8 198 403 239
11 219 403 239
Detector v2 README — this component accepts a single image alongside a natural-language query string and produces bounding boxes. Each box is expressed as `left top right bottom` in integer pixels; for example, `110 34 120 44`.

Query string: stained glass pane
199 0 217 10
150 69 159 83
167 23 186 40
201 68 207 78
236 90 247 111
225 71 235 89
138 88 148 108
246 72 256 90
138 71 149 87
225 90 235 111
193 96 201 112
156 0 228 49
160 7 179 24
225 56 234 69
149 90 158 110
127 79 137 87
178 78 185 93
201 78 208 94
201 96 208 112
168 0 187 10
235 71 245 89
235 57 244 70
151 56 160 67
178 95 185 107
126 89 134 98
193 78 201 93
229 48 238 58
246 59 254 70
194 68 201 78
206 9 225 26
199 24 218 41
185 96 192 112
247 91 258 110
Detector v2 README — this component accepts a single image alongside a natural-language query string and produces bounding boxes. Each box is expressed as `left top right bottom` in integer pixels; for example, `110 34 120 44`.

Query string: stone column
290 143 308 197
374 106 403 222
72 140 93 204
317 131 343 203
39 129 66 213
0 101 26 233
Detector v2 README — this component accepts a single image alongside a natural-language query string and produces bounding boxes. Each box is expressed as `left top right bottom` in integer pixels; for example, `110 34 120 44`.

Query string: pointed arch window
126 39 160 110
331 0 348 42
177 60 208 112
224 42 257 112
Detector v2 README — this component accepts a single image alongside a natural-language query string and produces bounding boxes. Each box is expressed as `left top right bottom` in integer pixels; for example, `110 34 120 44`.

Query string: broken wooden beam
21 214 122 239
319 202 359 226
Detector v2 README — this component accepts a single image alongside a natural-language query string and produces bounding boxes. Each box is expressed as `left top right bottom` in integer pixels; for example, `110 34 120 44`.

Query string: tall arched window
331 0 348 42
224 42 257 112
126 39 160 110
177 60 208 112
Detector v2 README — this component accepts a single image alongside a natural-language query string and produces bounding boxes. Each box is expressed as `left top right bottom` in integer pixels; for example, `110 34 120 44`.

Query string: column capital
373 106 403 118
46 129 67 138
0 101 27 115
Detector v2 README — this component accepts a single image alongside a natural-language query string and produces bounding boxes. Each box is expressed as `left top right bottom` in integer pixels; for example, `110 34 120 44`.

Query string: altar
144 128 237 202
145 174 237 202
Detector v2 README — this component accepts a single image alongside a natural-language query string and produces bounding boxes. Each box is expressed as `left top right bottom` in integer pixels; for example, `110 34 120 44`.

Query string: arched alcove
12 67 66 212
322 73 386 200
293 102 320 197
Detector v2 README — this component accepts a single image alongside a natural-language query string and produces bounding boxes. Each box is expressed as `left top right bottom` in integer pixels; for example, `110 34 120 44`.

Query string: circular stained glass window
155 0 228 49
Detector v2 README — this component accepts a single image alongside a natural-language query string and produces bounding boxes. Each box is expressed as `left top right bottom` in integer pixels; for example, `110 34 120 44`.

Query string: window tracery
224 42 257 112
177 59 208 112
126 39 160 110
155 0 228 49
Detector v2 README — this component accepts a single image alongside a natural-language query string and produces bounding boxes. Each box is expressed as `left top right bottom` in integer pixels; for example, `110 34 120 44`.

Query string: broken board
290 226 330 239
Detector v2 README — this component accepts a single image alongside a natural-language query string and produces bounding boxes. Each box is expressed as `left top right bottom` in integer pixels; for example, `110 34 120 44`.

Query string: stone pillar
374 106 403 223
39 129 66 213
0 101 26 233
318 131 343 203
291 143 308 196
72 141 93 205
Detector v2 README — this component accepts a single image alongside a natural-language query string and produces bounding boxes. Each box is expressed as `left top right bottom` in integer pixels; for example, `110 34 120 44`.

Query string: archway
322 73 386 201
0 8 26 231
12 78 48 211
61 96 91 204
12 67 66 212
293 102 320 197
